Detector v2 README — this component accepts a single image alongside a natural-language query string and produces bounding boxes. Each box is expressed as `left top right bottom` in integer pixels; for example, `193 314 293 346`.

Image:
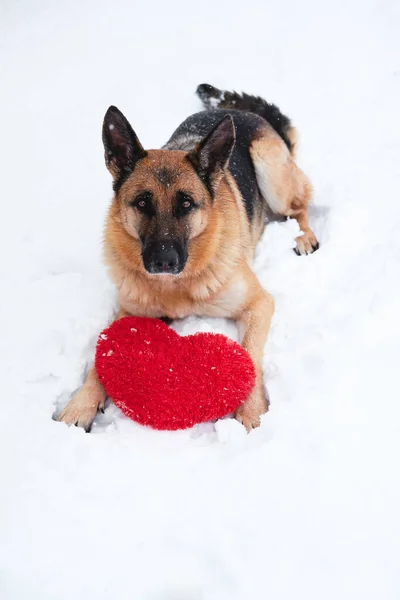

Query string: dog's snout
153 245 179 273
142 240 186 275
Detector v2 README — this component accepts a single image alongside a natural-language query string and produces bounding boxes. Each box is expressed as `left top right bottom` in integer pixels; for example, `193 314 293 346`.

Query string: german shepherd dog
58 84 318 432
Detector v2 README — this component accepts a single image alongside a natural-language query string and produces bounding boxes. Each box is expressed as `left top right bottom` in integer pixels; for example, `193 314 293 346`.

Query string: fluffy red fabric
95 317 256 430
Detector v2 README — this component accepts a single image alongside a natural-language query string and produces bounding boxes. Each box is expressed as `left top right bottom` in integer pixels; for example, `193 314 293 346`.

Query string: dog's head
102 106 235 276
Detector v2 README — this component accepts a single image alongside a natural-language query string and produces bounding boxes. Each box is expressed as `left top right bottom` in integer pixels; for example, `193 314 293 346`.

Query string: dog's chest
118 276 247 320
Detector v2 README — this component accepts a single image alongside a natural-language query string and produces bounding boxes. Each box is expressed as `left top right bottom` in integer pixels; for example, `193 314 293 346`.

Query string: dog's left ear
102 106 147 183
188 115 235 193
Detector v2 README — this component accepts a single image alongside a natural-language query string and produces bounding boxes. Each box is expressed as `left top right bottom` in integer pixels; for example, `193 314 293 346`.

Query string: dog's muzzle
142 240 187 275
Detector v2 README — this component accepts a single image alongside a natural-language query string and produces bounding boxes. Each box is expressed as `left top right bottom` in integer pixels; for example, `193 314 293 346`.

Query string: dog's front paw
57 389 105 432
295 229 319 255
235 388 268 432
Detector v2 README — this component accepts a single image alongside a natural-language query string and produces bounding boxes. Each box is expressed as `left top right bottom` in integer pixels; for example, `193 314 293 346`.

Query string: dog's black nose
153 246 179 273
142 241 182 274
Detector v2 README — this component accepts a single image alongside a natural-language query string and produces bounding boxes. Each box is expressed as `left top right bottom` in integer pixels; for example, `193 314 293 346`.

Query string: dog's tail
196 83 297 157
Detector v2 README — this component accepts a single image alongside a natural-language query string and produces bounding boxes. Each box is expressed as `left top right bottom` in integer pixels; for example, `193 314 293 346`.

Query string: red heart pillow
95 317 256 430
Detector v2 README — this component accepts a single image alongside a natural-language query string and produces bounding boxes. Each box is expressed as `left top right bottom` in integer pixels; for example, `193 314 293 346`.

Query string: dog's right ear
102 106 147 182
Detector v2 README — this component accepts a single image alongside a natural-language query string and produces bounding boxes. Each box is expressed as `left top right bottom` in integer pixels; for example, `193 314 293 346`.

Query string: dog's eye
176 191 196 216
132 192 154 215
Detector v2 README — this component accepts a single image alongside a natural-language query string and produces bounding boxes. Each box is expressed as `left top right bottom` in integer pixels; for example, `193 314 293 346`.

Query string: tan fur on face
111 150 219 275
120 151 210 232
104 163 254 318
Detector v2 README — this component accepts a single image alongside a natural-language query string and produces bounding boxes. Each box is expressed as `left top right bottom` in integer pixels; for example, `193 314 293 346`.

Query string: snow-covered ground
1 0 400 598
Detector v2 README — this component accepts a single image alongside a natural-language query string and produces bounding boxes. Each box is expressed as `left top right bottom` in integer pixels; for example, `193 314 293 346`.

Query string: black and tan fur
58 84 318 432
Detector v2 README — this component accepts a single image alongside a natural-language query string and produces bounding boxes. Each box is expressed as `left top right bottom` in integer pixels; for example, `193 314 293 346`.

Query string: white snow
1 1 400 599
